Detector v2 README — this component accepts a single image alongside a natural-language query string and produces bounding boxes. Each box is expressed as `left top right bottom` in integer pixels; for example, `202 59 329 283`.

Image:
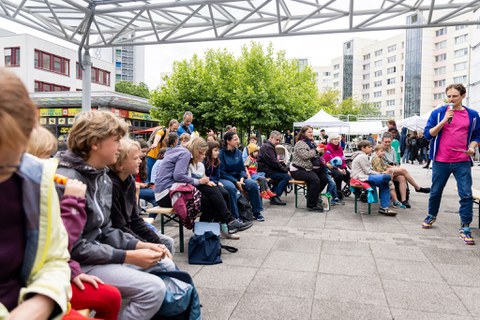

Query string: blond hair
186 137 208 162
28 126 58 159
374 144 384 152
0 69 37 151
109 138 141 173
67 110 128 160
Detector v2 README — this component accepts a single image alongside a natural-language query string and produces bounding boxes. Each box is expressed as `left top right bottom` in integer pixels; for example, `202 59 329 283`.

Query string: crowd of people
2 64 480 320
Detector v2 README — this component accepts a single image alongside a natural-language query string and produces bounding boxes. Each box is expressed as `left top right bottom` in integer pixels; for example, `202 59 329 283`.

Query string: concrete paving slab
390 308 475 320
452 286 480 316
375 258 444 283
318 254 378 277
221 248 270 268
433 263 480 287
382 279 469 315
229 292 312 320
246 268 316 299
193 264 257 291
315 274 388 307
421 247 480 265
272 237 322 253
311 299 392 320
321 240 373 257
262 250 320 272
195 287 243 319
370 242 429 261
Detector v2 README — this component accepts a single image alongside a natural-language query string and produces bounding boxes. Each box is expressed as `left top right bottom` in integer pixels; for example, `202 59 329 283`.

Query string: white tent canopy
316 121 383 135
294 109 349 128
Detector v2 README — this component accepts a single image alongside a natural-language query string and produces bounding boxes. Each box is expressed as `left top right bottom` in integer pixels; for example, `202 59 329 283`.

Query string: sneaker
253 212 265 222
228 219 253 233
331 198 345 206
459 227 475 245
378 207 397 216
266 189 277 198
416 187 431 193
392 200 406 209
307 204 324 212
422 215 436 229
221 231 240 240
401 200 411 209
260 191 271 199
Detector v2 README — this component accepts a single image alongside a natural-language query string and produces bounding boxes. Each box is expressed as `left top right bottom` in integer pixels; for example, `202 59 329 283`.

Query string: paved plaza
156 163 480 320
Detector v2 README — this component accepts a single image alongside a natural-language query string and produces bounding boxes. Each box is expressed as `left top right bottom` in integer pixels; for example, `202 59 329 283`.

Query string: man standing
422 84 480 245
284 130 293 145
176 111 194 136
319 129 328 144
258 131 290 206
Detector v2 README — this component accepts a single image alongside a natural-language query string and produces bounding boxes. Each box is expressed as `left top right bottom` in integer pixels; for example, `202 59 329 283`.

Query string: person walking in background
422 84 480 245
284 130 293 145
176 111 194 136
146 119 179 181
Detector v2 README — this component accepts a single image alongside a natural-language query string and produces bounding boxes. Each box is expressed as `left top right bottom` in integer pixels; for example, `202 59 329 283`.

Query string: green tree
115 81 151 99
150 42 318 134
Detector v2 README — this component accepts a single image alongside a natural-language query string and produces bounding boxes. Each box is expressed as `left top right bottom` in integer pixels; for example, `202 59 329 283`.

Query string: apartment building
468 10 480 111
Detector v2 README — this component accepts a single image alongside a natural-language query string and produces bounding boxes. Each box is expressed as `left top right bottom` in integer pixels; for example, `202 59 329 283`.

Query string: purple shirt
0 174 25 311
436 108 470 163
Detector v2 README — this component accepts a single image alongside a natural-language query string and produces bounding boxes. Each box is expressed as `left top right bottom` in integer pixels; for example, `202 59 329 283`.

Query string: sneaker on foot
459 227 475 245
260 191 270 199
228 219 253 233
422 215 436 229
253 213 265 222
266 189 277 197
221 231 240 240
378 207 397 216
392 200 406 209
416 187 431 193
401 200 411 209
307 204 324 212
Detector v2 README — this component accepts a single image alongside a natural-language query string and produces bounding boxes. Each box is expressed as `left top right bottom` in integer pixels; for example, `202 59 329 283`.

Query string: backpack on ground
237 193 253 222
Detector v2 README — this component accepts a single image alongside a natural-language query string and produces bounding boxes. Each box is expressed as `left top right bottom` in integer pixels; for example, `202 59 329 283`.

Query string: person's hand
339 169 346 175
207 181 216 187
219 182 224 187
136 182 149 189
199 177 210 185
125 249 164 269
63 179 87 199
138 242 172 260
72 273 104 290
443 108 454 124
466 147 476 156
7 294 55 320
236 179 244 192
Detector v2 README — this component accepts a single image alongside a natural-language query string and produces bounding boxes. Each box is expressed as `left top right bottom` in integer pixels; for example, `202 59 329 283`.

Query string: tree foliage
150 42 319 133
315 89 380 119
115 81 151 99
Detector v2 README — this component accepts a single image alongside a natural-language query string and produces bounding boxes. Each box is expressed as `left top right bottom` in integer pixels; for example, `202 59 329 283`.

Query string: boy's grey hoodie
350 151 379 181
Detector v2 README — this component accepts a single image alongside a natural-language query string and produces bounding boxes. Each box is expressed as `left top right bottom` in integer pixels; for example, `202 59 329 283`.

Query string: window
373 91 382 98
454 48 468 58
434 93 444 100
435 40 447 50
76 62 111 86
435 27 447 36
323 71 331 76
454 62 467 71
387 78 396 85
362 93 370 100
362 84 370 90
386 99 395 106
333 73 339 78
387 89 395 95
363 63 370 71
374 70 382 77
455 25 466 31
34 50 70 76
374 81 382 87
434 79 446 87
453 75 467 84
387 45 397 52
34 80 69 92
374 49 383 57
435 53 447 62
387 56 396 63
387 66 396 74
4 47 20 67
333 81 339 87
386 110 395 117
363 74 370 81
455 34 468 44
434 66 446 75
363 54 370 60
334 64 340 70
374 60 382 68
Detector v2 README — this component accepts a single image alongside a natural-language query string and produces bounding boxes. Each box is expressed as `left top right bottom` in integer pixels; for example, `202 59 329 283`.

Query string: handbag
188 223 238 265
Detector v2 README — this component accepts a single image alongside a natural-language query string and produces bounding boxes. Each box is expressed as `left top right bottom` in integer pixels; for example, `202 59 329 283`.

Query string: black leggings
330 169 350 191
290 168 328 208
197 184 234 224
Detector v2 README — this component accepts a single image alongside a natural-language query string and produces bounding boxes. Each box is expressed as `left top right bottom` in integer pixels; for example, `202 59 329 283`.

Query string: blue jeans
367 174 391 209
220 179 240 219
220 178 263 217
267 172 291 197
146 156 156 183
140 187 157 206
429 161 472 226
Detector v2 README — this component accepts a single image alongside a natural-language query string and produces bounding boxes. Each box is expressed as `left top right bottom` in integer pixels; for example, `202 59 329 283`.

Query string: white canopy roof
317 121 383 135
294 109 349 128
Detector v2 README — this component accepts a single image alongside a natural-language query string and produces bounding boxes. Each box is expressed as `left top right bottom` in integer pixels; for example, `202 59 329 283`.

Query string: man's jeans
268 172 291 197
366 174 391 209
220 178 264 218
429 161 473 226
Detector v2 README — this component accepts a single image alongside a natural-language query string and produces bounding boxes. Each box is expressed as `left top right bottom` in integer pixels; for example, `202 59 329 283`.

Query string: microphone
447 103 454 124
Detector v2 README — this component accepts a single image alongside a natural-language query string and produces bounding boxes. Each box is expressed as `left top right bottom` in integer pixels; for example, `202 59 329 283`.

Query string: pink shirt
435 108 470 163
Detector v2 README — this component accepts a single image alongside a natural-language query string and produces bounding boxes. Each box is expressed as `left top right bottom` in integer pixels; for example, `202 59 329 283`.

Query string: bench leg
368 203 371 215
354 193 358 213
294 184 298 208
179 223 184 253
160 214 165 234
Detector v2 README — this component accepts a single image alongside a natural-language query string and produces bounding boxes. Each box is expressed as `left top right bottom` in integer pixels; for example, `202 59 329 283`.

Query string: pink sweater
324 143 347 169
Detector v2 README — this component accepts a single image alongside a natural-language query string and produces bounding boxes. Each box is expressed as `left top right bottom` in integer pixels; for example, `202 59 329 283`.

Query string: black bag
188 231 238 265
237 193 253 222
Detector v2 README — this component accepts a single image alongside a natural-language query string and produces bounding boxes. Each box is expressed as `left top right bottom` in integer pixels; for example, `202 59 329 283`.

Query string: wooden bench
143 217 155 224
146 207 184 253
291 180 307 208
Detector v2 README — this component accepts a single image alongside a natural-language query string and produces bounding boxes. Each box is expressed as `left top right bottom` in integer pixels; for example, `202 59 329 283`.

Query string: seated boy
350 140 397 216
56 110 174 319
371 145 406 209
